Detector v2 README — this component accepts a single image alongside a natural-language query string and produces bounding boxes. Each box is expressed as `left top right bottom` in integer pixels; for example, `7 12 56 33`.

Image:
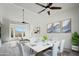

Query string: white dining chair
43 41 60 56
18 42 36 56
17 42 31 56
0 43 21 56
0 40 1 47
59 39 65 56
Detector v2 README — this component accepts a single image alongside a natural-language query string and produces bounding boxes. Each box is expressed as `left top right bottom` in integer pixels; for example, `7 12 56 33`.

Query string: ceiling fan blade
38 9 46 13
46 3 53 8
50 7 62 9
35 3 46 8
47 11 50 15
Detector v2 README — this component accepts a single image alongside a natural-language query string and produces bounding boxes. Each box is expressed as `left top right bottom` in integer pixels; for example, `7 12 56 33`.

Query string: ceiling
14 3 79 15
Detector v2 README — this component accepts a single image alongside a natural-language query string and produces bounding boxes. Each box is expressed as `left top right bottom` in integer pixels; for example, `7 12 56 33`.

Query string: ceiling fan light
47 11 50 15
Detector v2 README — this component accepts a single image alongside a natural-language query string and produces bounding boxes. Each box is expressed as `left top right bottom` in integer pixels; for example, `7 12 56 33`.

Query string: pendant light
22 9 29 24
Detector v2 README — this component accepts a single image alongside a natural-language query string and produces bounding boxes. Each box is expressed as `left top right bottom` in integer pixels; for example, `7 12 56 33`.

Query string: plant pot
72 45 79 51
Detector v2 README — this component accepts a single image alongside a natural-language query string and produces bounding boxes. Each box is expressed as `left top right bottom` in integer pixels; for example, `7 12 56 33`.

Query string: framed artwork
62 19 71 33
47 18 71 33
47 22 61 33
47 23 53 33
33 26 40 34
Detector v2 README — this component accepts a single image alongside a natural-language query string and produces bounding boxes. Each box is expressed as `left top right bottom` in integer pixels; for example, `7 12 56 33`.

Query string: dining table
24 40 54 53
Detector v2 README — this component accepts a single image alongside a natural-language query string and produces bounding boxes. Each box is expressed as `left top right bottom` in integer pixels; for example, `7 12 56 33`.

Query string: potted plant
72 32 79 51
42 35 48 42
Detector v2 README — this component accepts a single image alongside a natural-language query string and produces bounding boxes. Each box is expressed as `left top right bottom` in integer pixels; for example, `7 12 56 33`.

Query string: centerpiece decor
42 35 48 42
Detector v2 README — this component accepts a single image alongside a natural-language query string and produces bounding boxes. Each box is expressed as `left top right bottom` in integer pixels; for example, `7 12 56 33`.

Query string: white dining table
25 41 54 53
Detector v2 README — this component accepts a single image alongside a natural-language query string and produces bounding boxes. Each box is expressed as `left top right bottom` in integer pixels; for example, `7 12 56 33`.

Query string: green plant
72 32 79 46
42 35 48 41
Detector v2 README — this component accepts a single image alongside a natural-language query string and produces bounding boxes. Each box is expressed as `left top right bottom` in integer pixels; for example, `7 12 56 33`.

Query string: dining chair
0 42 21 56
30 36 37 43
18 42 37 56
43 41 60 56
58 39 65 56
17 42 31 56
0 40 1 47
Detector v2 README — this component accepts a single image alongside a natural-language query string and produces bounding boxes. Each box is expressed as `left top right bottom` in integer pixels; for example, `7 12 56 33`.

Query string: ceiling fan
36 3 62 15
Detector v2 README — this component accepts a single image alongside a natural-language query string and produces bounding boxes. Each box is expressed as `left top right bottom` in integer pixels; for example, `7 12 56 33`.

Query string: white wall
1 17 10 42
0 3 48 42
47 7 79 49
46 6 79 49
0 4 79 49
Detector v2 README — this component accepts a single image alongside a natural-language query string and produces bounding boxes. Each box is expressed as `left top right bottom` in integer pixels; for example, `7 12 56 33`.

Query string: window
10 24 30 40
15 25 26 38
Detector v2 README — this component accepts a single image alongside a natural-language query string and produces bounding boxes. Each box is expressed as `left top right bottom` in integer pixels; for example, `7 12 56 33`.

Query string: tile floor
36 49 79 56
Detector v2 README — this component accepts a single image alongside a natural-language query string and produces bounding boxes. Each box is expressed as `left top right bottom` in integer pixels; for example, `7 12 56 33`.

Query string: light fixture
21 9 29 24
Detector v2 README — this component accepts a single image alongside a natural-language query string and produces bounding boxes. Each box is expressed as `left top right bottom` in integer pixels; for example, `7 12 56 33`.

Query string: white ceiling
14 3 79 15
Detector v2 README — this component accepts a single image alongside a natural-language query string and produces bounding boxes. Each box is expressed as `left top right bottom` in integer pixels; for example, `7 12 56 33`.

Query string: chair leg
60 52 64 56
